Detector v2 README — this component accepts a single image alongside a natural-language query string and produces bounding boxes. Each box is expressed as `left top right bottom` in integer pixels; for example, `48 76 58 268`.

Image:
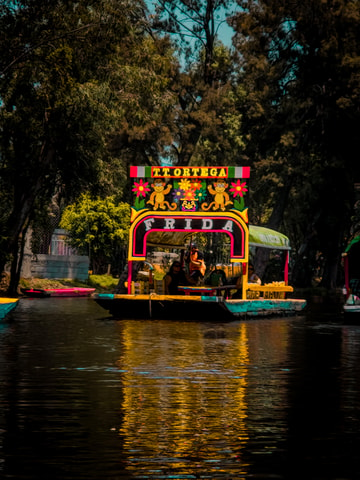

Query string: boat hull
225 298 307 317
342 294 360 324
94 293 232 320
0 298 19 320
343 304 360 324
93 293 306 320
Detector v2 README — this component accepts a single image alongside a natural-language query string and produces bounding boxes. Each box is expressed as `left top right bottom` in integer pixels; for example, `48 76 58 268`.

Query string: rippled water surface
1 298 360 479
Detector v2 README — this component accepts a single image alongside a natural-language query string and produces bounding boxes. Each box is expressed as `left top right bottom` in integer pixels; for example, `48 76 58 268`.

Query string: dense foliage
150 0 245 166
60 194 130 274
1 0 360 292
230 0 360 287
0 0 175 292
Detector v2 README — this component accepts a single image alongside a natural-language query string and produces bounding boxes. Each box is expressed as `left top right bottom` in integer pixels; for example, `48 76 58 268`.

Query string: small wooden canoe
21 287 95 298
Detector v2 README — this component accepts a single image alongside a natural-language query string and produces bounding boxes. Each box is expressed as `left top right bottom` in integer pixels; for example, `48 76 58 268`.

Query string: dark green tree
146 0 246 166
230 0 360 287
60 194 130 274
0 0 151 293
105 33 181 167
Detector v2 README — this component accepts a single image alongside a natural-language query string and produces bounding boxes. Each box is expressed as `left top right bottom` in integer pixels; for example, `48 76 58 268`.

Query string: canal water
0 298 360 479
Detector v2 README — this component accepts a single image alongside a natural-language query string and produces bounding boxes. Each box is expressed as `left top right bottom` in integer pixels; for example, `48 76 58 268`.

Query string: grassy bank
15 274 119 294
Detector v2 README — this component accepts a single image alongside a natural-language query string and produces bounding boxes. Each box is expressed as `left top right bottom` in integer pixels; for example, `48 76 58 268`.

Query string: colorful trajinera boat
342 235 360 322
21 287 95 298
0 298 19 320
94 165 306 320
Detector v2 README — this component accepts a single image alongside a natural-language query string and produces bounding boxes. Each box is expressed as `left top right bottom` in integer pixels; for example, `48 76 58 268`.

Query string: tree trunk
0 142 55 286
8 223 29 296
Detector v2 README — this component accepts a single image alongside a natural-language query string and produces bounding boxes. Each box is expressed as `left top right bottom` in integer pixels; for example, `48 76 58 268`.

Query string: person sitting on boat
248 263 261 285
164 261 195 295
187 243 206 284
208 266 227 287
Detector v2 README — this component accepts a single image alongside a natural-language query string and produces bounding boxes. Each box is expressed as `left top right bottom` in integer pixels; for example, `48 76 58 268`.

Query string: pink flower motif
132 179 150 198
229 180 248 198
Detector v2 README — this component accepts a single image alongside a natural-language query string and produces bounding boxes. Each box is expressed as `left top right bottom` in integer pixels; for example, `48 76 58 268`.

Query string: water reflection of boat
0 298 19 319
117 319 290 478
118 320 250 476
94 165 306 320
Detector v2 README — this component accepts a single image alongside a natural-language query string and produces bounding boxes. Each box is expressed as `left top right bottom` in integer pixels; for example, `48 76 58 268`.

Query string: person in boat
248 263 261 285
231 263 261 299
187 243 206 284
208 265 227 287
164 261 195 295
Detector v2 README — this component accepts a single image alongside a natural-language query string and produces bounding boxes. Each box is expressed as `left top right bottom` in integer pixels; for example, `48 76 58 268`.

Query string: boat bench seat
246 282 294 299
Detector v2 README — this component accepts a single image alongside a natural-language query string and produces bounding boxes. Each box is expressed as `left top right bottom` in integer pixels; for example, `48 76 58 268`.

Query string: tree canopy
1 0 360 292
230 0 360 287
0 0 170 292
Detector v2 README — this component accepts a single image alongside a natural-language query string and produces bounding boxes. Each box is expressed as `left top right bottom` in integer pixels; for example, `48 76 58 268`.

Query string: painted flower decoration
178 178 192 191
132 179 150 198
172 188 183 201
190 179 202 191
195 188 207 201
229 180 248 198
183 189 196 201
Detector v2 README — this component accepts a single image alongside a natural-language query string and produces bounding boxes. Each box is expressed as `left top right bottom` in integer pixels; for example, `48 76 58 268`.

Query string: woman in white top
248 263 261 284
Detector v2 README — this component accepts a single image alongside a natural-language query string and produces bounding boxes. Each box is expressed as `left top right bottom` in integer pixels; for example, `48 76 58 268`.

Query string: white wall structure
21 229 89 281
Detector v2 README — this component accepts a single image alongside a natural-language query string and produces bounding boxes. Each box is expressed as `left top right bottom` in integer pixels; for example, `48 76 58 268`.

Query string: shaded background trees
230 0 360 287
1 0 360 292
150 0 245 166
0 0 165 292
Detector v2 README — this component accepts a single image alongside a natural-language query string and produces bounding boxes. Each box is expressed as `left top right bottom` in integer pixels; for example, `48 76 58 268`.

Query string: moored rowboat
21 287 95 298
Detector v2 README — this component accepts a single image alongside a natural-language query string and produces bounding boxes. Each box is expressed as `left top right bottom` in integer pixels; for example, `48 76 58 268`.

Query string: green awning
249 225 291 251
345 236 360 253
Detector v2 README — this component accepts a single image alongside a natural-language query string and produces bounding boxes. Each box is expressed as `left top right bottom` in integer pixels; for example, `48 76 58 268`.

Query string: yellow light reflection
116 319 290 477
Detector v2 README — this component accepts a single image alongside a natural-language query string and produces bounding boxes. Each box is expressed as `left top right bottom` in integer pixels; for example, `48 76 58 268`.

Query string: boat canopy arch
128 210 249 262
128 165 291 259
127 165 291 290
